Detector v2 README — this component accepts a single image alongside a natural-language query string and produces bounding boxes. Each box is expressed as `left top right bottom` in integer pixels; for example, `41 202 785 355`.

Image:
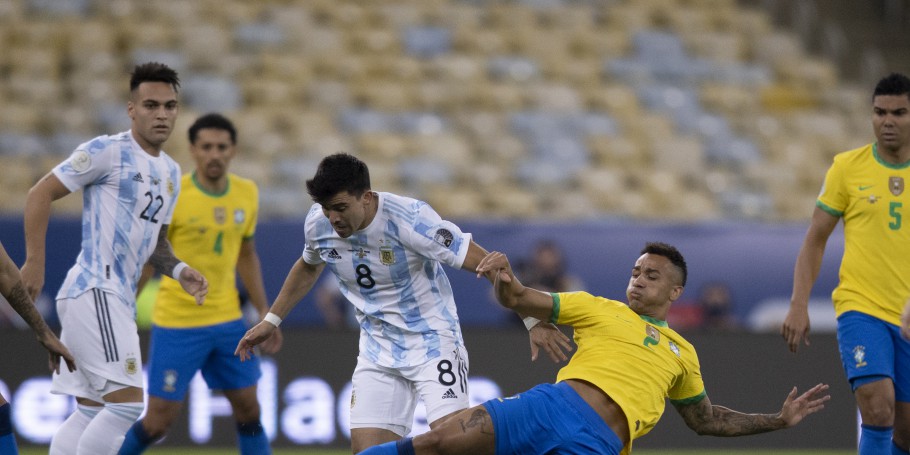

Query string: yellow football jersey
154 172 258 327
817 143 910 325
552 292 705 452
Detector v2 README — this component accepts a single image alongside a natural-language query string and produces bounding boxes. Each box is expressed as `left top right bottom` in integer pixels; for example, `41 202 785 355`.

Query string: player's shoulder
832 143 874 165
78 132 128 155
228 172 258 191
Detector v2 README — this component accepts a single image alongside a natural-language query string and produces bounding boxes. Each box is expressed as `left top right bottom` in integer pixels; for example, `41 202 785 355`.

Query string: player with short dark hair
21 61 208 455
783 72 910 454
118 113 281 454
362 242 831 455
235 153 570 453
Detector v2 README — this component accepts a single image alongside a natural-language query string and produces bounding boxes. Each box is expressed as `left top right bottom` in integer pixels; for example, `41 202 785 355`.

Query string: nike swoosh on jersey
858 185 875 191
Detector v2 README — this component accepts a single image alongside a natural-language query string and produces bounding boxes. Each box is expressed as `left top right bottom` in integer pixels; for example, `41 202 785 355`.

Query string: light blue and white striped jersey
303 192 472 368
53 131 182 309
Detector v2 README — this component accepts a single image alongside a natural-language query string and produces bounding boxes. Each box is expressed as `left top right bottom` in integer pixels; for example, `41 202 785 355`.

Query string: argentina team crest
125 357 139 375
890 176 904 196
380 246 396 265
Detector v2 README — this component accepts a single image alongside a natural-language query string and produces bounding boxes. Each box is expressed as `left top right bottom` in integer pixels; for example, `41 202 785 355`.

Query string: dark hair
873 73 910 100
306 153 371 204
130 62 180 93
188 113 237 145
641 242 687 286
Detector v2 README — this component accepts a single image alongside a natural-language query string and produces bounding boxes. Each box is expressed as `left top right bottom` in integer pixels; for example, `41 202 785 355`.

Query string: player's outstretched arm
672 383 830 436
0 243 76 374
235 258 325 361
22 173 71 301
238 238 283 354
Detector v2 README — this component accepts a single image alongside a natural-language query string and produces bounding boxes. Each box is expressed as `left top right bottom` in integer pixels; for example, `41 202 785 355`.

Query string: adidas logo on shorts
441 388 458 399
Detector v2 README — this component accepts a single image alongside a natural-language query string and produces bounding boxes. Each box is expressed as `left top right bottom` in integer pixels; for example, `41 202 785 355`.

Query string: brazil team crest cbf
890 176 904 196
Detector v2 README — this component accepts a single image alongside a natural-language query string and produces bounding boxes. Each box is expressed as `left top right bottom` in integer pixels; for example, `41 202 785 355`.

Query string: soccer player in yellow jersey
118 114 283 454
362 242 830 455
782 73 910 455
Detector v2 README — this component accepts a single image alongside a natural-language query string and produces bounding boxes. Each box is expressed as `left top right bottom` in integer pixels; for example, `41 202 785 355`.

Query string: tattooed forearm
675 400 785 436
459 409 494 436
5 281 52 336
148 226 181 278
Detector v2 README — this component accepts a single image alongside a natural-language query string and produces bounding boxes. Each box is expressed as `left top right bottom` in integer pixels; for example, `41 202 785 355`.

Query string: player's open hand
259 326 284 355
38 331 76 374
778 383 830 427
178 266 208 305
475 251 513 284
901 300 910 341
780 305 811 353
529 322 573 363
235 321 277 361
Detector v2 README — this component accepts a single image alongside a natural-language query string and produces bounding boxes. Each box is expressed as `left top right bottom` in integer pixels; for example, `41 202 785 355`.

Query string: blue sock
894 440 910 455
117 420 156 455
237 420 270 455
0 403 18 454
859 424 892 455
358 438 414 455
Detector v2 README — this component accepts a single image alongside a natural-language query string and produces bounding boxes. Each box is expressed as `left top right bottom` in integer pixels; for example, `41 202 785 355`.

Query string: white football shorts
350 344 470 436
51 289 144 402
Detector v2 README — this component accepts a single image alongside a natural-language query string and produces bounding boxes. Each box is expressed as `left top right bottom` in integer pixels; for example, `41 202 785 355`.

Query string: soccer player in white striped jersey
236 153 571 453
21 62 208 455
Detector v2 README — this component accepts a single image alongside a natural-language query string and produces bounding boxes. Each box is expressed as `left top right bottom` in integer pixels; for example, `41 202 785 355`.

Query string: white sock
77 402 144 455
50 404 102 455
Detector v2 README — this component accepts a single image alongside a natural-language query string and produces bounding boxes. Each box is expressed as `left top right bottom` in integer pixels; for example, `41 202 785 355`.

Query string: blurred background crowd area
1 0 909 222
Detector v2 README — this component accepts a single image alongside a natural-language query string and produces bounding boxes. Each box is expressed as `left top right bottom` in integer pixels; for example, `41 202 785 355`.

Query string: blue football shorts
147 319 261 400
836 310 910 401
482 381 623 455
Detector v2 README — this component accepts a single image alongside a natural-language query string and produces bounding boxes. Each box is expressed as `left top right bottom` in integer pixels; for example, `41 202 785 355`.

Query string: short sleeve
402 201 472 269
52 140 113 192
244 182 259 239
302 204 325 265
667 348 706 404
816 159 846 217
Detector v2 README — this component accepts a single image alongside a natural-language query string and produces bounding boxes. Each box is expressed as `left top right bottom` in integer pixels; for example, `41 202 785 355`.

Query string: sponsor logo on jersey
433 229 454 247
380 246 396 265
133 172 144 183
151 176 160 185
868 195 879 204
214 207 226 224
441 388 458 399
349 247 370 259
327 249 342 260
164 370 178 392
890 176 904 196
70 150 91 172
853 345 867 368
234 208 246 224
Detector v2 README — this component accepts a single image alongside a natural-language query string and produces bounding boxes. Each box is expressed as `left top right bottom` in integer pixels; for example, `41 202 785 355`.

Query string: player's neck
878 145 910 165
194 172 228 195
131 130 162 157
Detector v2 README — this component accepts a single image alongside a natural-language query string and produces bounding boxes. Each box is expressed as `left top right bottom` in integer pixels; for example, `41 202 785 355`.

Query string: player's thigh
350 358 416 436
54 290 144 401
837 311 896 390
894 401 910 448
147 324 216 401
200 320 261 392
894 323 910 403
410 345 470 426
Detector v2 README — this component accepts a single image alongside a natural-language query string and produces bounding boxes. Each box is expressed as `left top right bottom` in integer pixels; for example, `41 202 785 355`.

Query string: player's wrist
171 262 189 279
264 312 282 327
523 316 540 330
